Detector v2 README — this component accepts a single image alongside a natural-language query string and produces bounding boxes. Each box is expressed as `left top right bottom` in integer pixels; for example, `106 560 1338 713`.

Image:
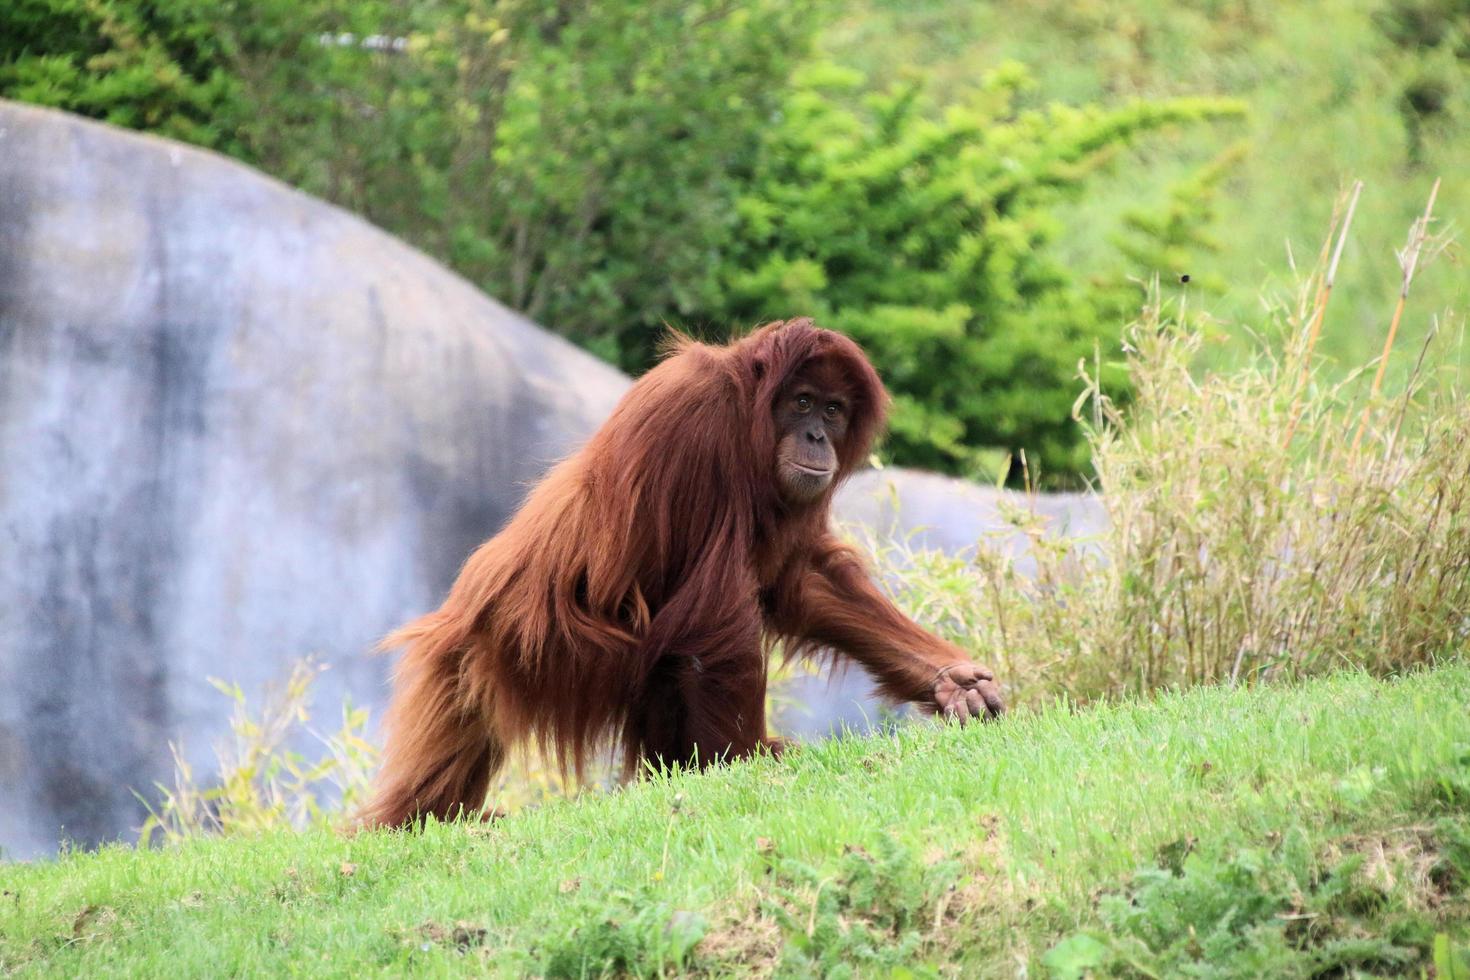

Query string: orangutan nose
806 428 826 444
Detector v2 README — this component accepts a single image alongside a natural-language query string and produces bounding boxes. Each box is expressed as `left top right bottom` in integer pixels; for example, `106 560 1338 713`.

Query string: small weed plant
137 660 601 842
138 659 378 843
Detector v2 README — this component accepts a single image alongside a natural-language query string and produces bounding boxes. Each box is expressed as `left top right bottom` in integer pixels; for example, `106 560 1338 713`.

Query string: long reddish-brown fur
360 318 994 827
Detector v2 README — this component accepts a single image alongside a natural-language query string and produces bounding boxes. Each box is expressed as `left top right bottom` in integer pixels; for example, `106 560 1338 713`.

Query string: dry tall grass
875 195 1469 706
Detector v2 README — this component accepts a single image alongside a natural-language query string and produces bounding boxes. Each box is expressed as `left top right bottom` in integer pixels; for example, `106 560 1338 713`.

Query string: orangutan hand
933 662 1005 723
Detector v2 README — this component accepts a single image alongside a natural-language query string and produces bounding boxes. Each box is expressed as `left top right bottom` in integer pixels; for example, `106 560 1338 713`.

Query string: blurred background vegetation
3 0 1464 481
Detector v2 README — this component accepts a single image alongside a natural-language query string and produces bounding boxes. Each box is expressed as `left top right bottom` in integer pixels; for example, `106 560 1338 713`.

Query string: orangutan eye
795 395 812 412
824 403 840 419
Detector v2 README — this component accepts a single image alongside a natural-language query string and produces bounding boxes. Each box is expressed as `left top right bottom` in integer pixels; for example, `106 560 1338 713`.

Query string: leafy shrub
713 62 1244 477
829 0 1470 379
0 0 251 148
863 200 1470 704
254 0 823 370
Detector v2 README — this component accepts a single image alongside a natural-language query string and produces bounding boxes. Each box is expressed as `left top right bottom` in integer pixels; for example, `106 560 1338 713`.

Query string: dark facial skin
774 361 852 505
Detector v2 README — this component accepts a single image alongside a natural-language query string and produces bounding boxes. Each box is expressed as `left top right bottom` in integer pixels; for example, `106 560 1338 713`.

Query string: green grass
3 665 1469 977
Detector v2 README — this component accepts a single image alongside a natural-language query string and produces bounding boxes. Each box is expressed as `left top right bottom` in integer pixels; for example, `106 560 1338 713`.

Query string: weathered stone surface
836 467 1108 571
0 102 629 858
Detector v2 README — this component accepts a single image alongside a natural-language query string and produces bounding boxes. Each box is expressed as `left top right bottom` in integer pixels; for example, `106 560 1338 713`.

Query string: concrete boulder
836 467 1108 570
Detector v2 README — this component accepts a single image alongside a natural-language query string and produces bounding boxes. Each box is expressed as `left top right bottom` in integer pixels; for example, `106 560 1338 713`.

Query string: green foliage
1112 141 1247 295
827 0 1470 380
1375 0 1470 162
258 0 824 368
0 0 824 362
0 0 246 148
715 61 1244 476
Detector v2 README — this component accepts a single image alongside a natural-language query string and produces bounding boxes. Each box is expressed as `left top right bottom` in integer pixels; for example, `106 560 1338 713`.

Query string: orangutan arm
767 535 1005 722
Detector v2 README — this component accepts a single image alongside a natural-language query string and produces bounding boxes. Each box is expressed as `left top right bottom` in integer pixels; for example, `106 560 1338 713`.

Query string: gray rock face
0 102 1108 858
0 102 629 858
836 467 1109 570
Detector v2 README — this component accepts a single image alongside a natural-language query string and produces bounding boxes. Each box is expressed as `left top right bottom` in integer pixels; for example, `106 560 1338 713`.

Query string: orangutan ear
752 357 767 381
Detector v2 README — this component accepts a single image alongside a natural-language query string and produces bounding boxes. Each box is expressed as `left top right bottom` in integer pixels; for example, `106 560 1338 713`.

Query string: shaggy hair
360 318 995 827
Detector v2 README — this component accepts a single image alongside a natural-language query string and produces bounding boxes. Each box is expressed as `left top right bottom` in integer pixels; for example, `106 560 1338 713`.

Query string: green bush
714 61 1243 476
247 0 824 370
0 0 248 148
826 0 1470 382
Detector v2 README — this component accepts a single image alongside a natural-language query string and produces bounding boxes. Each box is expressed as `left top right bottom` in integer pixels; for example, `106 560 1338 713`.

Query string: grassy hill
3 664 1467 977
